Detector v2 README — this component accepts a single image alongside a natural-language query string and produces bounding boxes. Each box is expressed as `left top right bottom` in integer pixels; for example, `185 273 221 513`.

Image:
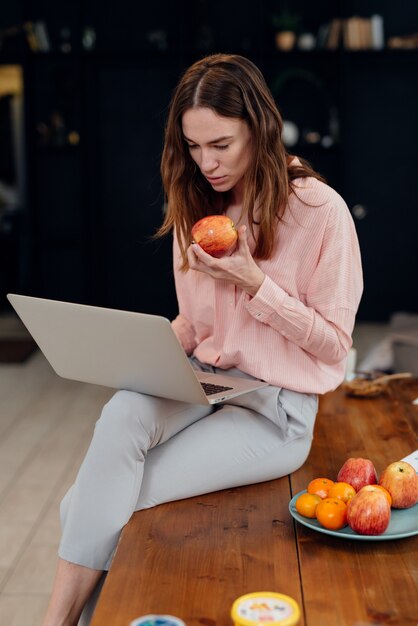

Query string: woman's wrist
243 268 265 297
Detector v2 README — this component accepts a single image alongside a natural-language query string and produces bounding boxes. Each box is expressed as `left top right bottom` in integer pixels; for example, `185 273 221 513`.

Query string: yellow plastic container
231 591 300 626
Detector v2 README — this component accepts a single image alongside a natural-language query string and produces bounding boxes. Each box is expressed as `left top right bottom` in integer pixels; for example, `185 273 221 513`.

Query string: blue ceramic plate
130 616 185 626
289 490 418 540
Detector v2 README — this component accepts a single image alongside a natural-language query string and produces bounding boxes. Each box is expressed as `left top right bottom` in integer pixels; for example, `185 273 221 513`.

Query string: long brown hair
157 53 324 269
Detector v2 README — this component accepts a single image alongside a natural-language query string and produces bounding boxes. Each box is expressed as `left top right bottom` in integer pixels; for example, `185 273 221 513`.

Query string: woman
42 53 362 626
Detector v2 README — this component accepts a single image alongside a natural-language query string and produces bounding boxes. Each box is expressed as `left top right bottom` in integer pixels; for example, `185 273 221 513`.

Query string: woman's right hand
171 314 197 355
188 225 265 297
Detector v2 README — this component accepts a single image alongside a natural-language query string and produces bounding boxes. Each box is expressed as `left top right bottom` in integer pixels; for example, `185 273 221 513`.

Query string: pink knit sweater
172 175 363 394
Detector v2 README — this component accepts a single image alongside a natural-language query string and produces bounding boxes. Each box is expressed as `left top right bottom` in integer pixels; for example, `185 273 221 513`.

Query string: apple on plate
378 460 418 509
191 215 238 258
347 490 391 535
337 457 378 492
358 484 392 506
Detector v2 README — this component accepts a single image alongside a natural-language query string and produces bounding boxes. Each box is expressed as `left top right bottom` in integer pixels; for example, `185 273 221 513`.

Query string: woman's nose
200 150 219 173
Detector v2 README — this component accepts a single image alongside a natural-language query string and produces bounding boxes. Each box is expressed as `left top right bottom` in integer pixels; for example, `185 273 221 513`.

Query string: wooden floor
0 350 113 625
0 320 389 625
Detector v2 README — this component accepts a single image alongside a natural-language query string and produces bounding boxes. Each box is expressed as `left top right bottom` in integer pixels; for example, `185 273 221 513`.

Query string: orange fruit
307 477 335 499
316 498 348 530
358 484 392 506
328 481 356 503
295 493 322 518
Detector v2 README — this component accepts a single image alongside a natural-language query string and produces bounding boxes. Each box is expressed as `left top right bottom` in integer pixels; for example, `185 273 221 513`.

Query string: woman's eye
186 143 228 151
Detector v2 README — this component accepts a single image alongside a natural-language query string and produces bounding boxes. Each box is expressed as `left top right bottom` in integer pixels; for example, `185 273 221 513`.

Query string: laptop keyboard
201 382 234 396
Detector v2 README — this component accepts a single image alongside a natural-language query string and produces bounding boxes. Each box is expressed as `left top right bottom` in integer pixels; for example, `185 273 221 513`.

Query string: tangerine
328 481 356 503
307 477 334 499
316 497 348 530
295 493 322 518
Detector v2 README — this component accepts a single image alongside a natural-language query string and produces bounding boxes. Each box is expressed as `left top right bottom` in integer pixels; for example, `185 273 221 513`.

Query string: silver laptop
7 294 268 405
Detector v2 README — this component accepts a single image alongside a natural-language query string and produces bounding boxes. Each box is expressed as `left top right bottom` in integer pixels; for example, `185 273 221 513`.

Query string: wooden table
91 380 418 626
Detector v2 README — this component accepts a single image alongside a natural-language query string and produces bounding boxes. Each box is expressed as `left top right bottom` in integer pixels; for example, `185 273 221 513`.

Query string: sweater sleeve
245 201 363 365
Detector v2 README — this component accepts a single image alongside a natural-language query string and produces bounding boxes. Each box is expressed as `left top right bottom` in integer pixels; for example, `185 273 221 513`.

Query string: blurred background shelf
1 0 418 322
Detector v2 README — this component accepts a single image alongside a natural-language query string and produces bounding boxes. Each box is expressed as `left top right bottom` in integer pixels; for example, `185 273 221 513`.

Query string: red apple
378 461 418 509
347 491 391 535
337 457 378 492
191 215 238 258
358 484 392 506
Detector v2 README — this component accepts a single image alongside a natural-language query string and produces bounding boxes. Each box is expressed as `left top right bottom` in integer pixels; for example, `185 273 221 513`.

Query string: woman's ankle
42 558 103 626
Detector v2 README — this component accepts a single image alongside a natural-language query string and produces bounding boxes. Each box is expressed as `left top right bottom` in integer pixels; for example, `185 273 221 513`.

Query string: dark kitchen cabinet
85 60 183 315
2 0 418 320
339 51 418 320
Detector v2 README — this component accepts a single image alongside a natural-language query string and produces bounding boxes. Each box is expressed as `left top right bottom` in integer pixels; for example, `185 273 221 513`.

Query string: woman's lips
206 175 227 184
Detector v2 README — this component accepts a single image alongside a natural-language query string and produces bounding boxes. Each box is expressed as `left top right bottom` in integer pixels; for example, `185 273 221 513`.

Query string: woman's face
182 107 253 203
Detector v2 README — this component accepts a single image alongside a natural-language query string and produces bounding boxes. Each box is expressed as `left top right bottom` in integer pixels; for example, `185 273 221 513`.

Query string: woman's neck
230 179 245 206
226 202 242 218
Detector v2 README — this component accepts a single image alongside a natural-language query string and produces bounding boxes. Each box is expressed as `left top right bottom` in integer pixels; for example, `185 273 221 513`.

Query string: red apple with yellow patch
358 484 392 506
378 461 418 509
191 215 238 258
347 490 391 535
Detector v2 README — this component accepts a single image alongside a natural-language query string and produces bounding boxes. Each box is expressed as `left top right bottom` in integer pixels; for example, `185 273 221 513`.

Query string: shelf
266 47 418 58
25 49 185 62
16 46 418 74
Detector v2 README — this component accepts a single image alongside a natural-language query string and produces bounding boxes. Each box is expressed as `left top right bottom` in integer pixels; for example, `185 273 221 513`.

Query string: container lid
231 592 300 626
130 615 186 626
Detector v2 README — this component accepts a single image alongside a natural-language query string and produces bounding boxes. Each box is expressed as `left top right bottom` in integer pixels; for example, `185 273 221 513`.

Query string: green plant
271 8 301 33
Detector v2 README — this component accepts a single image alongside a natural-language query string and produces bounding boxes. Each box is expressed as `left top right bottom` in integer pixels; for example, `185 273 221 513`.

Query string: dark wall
1 0 418 320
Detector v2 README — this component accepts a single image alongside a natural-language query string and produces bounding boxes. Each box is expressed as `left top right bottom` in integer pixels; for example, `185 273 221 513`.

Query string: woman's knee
97 390 144 433
90 390 153 458
94 390 176 455
283 433 313 475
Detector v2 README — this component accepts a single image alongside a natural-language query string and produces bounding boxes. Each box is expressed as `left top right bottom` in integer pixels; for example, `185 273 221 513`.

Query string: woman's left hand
187 225 265 296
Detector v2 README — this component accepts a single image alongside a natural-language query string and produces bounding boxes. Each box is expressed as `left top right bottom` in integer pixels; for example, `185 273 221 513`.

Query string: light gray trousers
59 363 318 573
